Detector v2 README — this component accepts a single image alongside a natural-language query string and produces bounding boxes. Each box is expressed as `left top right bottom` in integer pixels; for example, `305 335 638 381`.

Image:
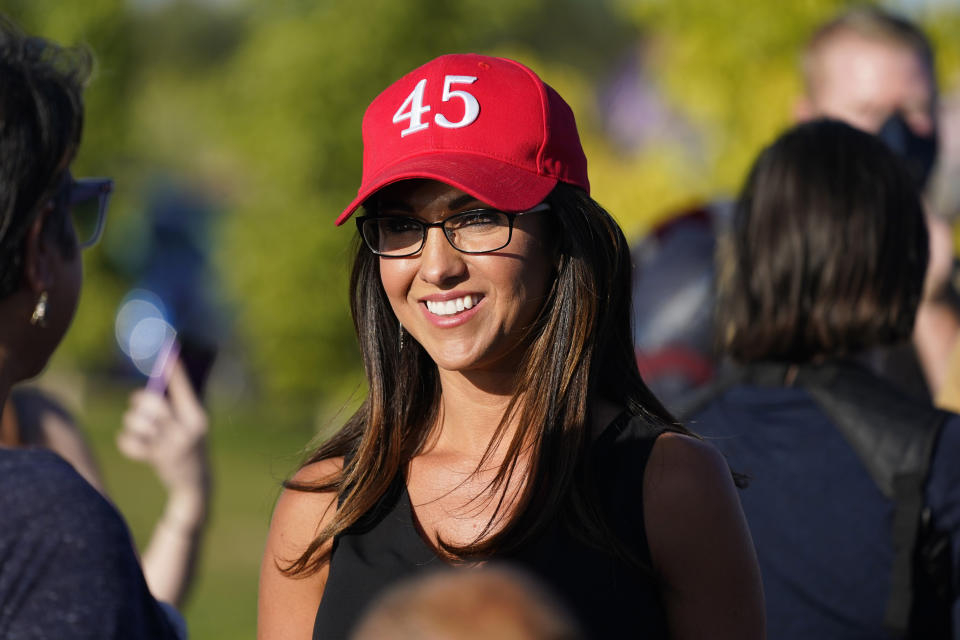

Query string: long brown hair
717 119 928 363
284 183 680 576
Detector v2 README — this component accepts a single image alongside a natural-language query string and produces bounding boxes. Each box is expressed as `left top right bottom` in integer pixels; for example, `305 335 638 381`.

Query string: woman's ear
21 202 58 294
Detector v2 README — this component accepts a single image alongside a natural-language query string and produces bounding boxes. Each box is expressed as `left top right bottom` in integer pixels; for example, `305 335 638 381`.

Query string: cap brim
335 153 558 226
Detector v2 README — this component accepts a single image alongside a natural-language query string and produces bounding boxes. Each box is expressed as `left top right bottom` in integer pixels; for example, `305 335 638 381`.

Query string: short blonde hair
801 7 936 98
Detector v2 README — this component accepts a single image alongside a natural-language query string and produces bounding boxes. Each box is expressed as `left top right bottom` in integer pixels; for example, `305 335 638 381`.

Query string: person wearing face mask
633 6 953 412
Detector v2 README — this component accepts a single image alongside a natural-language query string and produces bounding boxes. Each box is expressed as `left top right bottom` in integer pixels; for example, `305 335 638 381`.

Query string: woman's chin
429 352 484 374
426 345 524 378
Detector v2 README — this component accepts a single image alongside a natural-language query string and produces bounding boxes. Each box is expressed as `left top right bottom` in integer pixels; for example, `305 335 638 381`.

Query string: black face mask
876 112 938 191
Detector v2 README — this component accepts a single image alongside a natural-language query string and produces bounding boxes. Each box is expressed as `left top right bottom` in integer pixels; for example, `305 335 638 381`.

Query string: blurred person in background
0 15 185 638
351 565 582 640
688 120 960 639
259 53 764 639
633 6 954 412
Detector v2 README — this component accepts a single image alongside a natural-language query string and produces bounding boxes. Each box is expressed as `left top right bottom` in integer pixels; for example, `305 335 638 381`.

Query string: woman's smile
422 293 481 317
420 292 485 328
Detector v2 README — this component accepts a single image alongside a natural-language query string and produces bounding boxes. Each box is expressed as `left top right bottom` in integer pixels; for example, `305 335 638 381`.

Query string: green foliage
8 0 960 410
612 0 843 214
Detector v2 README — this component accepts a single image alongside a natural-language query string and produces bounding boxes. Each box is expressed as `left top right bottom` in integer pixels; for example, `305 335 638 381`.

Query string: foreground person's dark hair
718 119 929 363
0 17 91 297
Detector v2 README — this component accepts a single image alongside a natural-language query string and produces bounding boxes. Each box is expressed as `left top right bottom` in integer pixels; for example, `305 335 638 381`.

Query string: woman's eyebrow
374 200 413 212
447 194 483 210
375 193 484 213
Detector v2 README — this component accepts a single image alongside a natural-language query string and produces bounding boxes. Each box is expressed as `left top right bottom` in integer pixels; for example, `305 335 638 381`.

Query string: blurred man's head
795 7 937 188
351 565 582 640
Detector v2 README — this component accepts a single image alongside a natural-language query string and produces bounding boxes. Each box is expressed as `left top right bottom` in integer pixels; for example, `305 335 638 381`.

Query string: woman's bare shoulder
259 456 344 639
643 431 746 570
290 456 344 484
273 456 344 530
643 432 765 639
644 432 731 496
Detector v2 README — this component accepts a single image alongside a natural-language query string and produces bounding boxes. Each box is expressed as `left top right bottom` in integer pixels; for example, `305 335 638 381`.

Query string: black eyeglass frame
355 202 551 258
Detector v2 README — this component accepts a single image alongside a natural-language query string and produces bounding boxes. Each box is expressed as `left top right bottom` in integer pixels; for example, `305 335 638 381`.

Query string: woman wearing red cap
259 54 764 639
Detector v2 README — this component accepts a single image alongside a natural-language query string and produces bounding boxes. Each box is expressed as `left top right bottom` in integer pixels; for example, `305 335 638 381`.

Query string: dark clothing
690 382 960 639
314 413 669 639
0 447 179 640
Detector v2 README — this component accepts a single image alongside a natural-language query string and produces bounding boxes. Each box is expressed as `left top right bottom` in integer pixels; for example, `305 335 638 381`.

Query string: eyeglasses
57 176 113 249
356 203 550 258
0 174 113 250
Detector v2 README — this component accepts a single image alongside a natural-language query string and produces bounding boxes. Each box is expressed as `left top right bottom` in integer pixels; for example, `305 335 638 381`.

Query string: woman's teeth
426 295 476 316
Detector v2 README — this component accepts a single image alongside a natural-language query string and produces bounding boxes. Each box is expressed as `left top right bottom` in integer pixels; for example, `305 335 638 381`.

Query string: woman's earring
30 291 48 328
399 323 405 352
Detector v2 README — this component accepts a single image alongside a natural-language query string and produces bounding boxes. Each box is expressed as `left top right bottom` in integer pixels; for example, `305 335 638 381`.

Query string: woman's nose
418 227 467 286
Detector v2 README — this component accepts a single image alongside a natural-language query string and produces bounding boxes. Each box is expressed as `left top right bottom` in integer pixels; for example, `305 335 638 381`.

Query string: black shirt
314 413 669 639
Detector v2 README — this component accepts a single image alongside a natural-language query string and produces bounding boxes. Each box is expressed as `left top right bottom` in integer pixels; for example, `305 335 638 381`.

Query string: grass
77 382 320 640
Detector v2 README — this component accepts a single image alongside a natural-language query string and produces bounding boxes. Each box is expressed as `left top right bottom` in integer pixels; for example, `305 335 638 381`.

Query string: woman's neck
430 369 522 460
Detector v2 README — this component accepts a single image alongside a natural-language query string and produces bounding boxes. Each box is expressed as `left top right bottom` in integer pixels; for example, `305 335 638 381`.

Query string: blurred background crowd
7 0 960 637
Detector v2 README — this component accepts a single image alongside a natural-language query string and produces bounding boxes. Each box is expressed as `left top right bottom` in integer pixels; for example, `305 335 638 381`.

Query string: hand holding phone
118 351 212 608
118 350 210 494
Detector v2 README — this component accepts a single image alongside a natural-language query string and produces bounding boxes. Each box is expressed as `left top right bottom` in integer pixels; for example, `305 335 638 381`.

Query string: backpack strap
682 359 950 637
791 362 943 499
791 361 949 638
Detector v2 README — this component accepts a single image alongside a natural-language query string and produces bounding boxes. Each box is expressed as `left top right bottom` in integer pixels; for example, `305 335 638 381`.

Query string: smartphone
147 334 217 399
178 334 217 399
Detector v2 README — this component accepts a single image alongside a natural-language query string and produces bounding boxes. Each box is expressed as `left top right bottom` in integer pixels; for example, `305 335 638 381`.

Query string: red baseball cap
335 53 590 225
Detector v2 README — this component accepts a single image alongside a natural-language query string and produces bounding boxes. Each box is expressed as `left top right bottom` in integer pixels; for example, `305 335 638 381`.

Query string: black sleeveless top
313 413 669 639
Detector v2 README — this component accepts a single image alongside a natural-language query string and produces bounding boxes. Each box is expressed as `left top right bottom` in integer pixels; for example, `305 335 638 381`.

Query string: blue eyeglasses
0 174 113 250
65 177 113 249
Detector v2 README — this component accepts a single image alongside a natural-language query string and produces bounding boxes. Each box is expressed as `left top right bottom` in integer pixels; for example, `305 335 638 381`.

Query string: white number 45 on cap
393 75 479 137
